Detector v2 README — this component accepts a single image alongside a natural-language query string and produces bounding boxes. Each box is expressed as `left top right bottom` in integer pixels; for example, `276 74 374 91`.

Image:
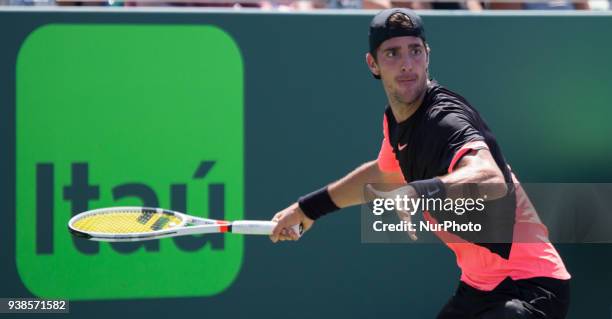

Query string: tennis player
271 8 571 319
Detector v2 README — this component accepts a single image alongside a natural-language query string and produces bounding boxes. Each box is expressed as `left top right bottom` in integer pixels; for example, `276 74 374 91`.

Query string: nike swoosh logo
427 187 440 197
398 143 407 151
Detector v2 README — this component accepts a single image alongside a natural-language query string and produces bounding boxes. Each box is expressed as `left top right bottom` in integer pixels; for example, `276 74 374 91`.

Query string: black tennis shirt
384 81 512 183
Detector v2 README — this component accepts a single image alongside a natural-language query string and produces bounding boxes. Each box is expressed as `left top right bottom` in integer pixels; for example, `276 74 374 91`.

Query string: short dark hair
388 12 415 31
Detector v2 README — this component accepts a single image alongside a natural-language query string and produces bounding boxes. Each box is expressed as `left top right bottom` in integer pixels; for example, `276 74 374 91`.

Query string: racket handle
232 221 302 237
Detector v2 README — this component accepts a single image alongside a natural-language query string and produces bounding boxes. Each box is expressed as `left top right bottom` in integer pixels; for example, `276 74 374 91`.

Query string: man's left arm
372 146 508 202
438 146 508 200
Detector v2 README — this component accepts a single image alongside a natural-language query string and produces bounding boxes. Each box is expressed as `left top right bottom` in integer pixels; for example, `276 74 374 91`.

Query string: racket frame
68 206 296 242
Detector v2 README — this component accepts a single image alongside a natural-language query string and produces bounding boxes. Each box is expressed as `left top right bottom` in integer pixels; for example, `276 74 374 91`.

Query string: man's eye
412 48 422 55
386 51 396 57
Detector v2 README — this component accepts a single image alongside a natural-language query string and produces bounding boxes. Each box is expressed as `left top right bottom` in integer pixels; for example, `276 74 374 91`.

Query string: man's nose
400 58 412 73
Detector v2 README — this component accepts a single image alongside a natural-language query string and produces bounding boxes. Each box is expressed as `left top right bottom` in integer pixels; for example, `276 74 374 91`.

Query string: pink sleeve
447 140 489 173
377 114 402 173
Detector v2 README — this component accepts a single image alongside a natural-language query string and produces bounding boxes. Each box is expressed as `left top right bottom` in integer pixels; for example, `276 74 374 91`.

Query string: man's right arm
269 160 405 242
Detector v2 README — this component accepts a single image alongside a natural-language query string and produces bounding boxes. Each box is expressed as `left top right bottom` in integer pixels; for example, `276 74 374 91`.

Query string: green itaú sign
15 24 244 300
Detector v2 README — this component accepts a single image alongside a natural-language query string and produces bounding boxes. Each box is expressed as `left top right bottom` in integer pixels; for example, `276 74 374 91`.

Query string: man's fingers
286 227 299 240
272 212 283 221
270 205 306 243
270 234 279 243
281 228 299 241
278 231 292 242
397 209 417 241
271 227 298 242
270 214 290 242
270 219 282 243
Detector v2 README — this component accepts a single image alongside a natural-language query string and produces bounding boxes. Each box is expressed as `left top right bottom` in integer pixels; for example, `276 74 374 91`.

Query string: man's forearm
438 150 508 200
327 160 405 209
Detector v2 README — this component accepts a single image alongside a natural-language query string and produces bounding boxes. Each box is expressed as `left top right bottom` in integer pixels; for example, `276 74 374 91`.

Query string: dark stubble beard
392 77 428 107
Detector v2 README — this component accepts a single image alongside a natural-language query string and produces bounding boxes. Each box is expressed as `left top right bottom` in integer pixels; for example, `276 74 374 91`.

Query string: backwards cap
369 8 426 55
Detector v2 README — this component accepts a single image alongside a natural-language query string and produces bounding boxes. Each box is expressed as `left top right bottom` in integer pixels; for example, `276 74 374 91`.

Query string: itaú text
372 221 482 232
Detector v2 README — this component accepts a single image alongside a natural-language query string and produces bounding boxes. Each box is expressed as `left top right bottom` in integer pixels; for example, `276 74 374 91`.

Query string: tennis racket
68 206 302 242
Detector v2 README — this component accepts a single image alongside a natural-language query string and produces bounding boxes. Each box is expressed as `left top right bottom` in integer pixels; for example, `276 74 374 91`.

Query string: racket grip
232 221 302 237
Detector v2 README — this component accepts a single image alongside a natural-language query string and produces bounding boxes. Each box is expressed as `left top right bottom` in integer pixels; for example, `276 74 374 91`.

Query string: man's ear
366 52 380 77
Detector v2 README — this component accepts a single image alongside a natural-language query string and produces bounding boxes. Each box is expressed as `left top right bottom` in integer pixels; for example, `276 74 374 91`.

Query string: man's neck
389 82 429 123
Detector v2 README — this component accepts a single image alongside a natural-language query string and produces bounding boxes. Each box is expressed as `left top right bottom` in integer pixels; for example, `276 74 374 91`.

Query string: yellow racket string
72 211 183 234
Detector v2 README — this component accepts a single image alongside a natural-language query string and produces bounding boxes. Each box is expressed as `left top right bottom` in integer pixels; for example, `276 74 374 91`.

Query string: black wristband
408 178 446 199
298 187 340 220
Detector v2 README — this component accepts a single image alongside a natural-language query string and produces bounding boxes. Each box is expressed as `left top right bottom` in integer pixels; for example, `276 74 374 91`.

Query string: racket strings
72 210 182 234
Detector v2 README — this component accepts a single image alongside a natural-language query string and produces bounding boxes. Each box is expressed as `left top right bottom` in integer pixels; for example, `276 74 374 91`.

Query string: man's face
367 36 429 106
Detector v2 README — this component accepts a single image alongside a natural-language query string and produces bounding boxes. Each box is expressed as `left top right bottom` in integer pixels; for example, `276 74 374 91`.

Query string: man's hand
270 203 314 243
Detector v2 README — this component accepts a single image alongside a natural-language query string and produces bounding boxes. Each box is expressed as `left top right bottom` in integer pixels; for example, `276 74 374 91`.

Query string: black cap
369 8 426 56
